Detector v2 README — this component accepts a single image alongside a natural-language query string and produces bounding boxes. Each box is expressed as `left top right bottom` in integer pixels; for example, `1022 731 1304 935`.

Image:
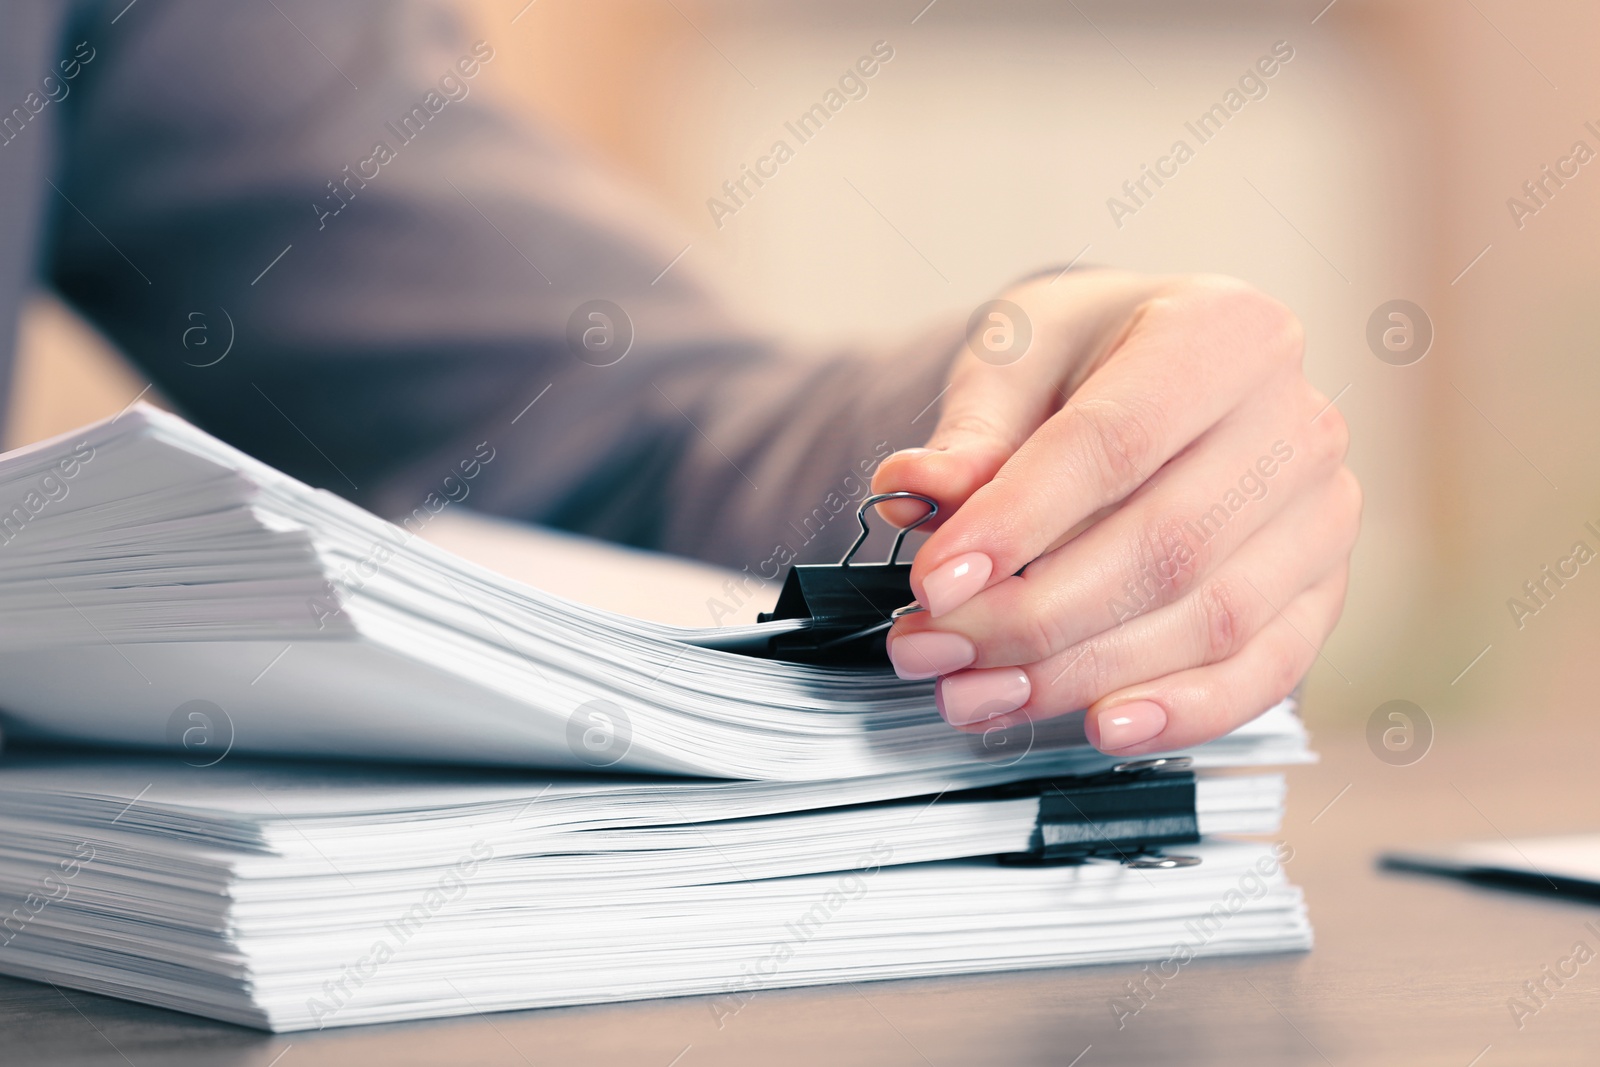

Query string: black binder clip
755 492 938 664
998 757 1202 868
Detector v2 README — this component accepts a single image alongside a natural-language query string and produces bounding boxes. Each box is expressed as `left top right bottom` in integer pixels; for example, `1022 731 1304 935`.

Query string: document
0 753 1308 1031
0 405 1310 781
0 406 1315 1030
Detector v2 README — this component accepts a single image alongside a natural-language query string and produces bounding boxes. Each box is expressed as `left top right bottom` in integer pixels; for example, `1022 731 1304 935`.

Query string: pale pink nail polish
936 667 1031 726
921 551 993 617
888 631 976 680
1092 700 1168 752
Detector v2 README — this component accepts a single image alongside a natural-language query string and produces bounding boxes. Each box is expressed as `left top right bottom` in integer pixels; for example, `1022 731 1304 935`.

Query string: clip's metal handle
1111 756 1194 775
1125 852 1203 869
814 601 925 650
840 492 938 568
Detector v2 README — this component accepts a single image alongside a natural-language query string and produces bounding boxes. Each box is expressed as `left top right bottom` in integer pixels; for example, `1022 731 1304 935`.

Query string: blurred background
10 0 1599 742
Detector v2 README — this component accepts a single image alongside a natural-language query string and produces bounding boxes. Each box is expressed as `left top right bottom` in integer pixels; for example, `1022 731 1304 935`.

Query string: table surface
4 702 1599 1067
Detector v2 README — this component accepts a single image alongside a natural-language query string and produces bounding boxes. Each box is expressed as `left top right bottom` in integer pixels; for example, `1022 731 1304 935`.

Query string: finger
869 362 1054 530
908 278 1304 617
1081 565 1349 755
871 271 1162 529
890 386 1347 669
963 468 1360 716
919 465 1355 721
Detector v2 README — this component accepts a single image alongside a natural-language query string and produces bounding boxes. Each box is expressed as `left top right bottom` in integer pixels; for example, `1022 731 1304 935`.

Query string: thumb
872 315 1062 528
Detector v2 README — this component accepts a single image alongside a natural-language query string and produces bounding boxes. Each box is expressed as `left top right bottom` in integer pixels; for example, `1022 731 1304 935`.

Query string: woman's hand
873 269 1359 755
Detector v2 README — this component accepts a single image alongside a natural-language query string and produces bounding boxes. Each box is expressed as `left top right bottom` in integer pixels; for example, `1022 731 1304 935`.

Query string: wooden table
4 701 1598 1066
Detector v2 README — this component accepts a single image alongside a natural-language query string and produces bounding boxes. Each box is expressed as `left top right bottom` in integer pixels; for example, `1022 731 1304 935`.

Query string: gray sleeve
45 0 958 568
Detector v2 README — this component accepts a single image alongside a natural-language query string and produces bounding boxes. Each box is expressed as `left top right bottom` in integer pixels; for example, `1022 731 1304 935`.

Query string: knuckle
1072 396 1161 495
1169 276 1305 367
1231 288 1304 365
934 409 1009 447
1306 401 1351 467
1266 642 1308 704
1197 578 1250 662
1015 597 1071 664
1129 514 1205 605
1264 300 1306 364
978 513 1033 573
1049 639 1116 708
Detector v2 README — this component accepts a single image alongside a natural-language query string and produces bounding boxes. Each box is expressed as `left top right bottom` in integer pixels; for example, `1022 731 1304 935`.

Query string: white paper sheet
0 406 1311 780
0 772 1307 1034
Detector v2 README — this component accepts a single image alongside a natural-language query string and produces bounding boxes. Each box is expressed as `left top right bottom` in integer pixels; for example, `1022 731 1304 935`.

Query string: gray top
0 0 958 571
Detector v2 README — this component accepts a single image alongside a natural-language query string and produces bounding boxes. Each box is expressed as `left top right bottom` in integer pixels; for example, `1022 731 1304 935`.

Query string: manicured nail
1091 700 1168 752
921 551 993 617
936 667 1031 726
888 631 976 680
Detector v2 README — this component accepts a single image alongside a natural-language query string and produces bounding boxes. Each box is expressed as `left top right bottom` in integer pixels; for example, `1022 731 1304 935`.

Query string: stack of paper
0 407 1314 1030
0 405 1312 780
0 753 1307 1030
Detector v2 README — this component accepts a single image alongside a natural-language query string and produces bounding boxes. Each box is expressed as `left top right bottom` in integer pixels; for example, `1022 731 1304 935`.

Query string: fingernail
1091 700 1168 752
890 447 934 459
936 667 1030 726
888 631 976 680
921 551 993 617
